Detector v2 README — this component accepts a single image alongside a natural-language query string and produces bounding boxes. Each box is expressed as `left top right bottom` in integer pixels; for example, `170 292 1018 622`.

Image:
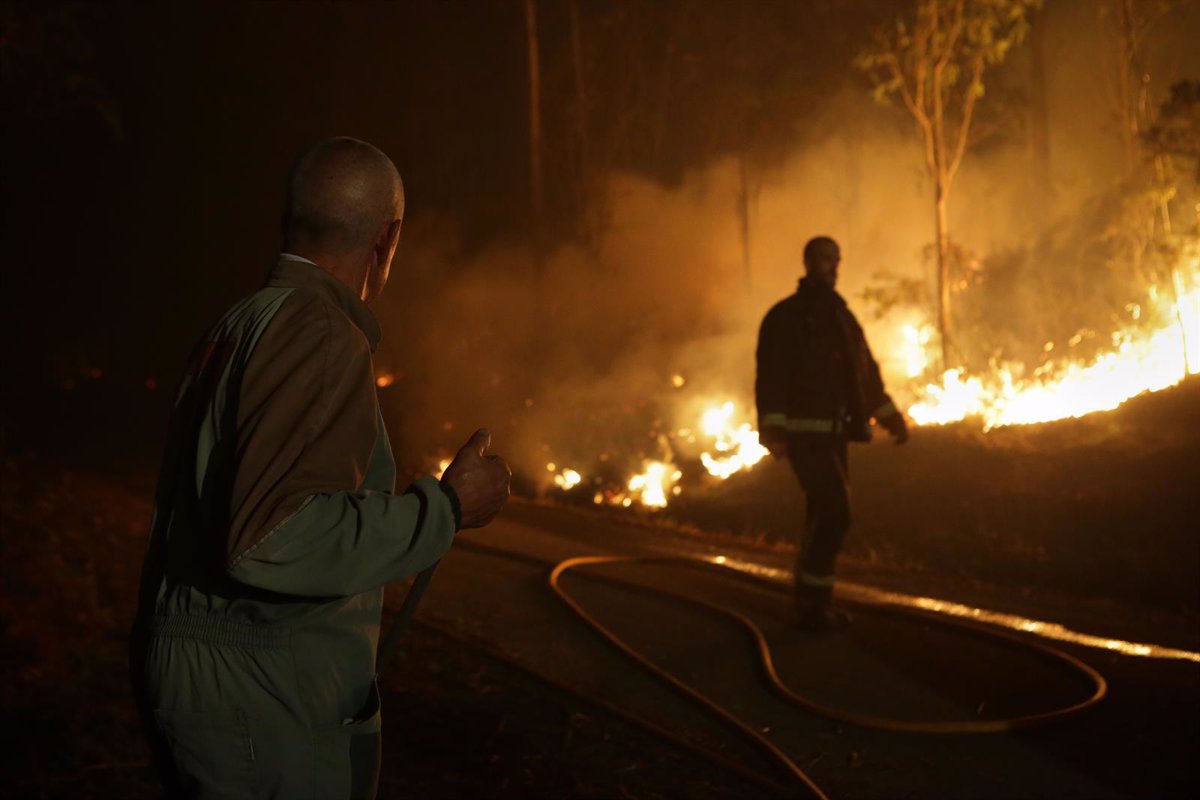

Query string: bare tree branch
948 49 986 184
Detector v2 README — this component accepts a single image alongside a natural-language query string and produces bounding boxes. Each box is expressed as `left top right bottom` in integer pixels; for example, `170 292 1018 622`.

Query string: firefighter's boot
795 581 852 632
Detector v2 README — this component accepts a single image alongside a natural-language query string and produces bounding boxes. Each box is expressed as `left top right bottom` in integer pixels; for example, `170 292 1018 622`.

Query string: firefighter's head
803 236 840 289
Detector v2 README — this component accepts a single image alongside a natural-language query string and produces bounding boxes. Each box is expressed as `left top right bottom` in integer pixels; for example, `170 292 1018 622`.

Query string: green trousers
132 617 381 800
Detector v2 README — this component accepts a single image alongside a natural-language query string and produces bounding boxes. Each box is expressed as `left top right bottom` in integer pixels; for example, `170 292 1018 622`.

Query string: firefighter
130 137 511 798
755 236 908 631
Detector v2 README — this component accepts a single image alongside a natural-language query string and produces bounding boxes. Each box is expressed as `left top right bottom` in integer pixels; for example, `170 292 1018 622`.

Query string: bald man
131 138 510 799
756 236 908 632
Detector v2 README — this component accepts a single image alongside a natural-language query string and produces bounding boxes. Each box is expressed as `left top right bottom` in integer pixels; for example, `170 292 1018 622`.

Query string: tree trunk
523 0 545 271
1116 0 1139 178
1154 154 1193 374
934 182 951 371
567 0 594 245
1028 11 1052 209
736 150 752 300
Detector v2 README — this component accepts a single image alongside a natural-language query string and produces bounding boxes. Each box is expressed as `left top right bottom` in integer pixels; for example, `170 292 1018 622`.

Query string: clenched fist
440 429 511 529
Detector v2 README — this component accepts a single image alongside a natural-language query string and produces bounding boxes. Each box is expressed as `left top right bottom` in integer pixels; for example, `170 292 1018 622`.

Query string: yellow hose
549 555 830 800
548 554 1107 798
550 555 1106 734
451 540 1108 798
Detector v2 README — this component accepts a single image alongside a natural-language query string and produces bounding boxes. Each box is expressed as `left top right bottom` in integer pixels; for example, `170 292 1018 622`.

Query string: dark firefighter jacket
131 256 460 797
756 277 898 441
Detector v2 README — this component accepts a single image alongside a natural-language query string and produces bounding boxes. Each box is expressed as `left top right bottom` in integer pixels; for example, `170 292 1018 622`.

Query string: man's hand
761 432 790 460
879 412 909 446
441 429 511 529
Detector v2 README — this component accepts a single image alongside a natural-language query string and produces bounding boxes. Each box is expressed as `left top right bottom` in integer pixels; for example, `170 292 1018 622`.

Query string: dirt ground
2 379 1197 797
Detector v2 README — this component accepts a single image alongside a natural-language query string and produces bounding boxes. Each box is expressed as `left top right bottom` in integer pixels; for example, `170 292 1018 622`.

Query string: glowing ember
553 467 583 490
696 401 769 479
375 373 396 388
627 461 681 508
909 272 1200 430
671 373 687 388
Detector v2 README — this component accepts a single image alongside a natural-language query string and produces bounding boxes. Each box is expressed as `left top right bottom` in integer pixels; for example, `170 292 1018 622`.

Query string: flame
696 401 769 479
627 461 681 508
434 458 451 479
900 323 935 378
504 259 1198 515
909 269 1200 430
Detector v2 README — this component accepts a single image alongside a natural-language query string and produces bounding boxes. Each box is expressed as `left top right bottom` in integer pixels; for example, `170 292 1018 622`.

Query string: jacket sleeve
223 291 457 598
755 305 792 435
228 477 457 597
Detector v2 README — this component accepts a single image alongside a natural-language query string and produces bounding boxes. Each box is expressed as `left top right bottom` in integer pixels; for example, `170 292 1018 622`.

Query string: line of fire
2 2 1198 799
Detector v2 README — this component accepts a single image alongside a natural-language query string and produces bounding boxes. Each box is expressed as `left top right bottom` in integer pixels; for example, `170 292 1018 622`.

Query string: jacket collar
797 276 845 306
266 256 382 351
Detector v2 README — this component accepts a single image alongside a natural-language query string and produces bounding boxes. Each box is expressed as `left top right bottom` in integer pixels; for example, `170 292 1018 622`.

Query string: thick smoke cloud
373 97 935 486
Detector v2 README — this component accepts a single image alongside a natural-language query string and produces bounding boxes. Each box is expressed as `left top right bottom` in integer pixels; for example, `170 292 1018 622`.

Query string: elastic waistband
149 614 291 650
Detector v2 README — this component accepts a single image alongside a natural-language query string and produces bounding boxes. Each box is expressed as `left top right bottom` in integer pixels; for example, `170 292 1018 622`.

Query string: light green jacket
132 257 459 799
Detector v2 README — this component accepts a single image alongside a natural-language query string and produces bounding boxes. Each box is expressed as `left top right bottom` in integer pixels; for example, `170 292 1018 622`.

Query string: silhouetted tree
524 0 545 269
856 0 1040 370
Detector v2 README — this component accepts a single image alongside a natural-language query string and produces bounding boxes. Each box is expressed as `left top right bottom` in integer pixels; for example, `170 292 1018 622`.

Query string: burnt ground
1 378 1198 798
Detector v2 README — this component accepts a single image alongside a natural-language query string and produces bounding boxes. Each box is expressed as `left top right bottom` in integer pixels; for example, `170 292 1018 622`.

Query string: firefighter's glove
880 412 909 446
441 429 511 529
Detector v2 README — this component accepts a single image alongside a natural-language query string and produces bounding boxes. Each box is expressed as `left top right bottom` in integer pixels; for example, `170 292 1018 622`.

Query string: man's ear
376 217 405 263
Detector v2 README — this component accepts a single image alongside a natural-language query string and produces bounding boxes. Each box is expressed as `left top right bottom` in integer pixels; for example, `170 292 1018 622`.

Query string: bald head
282 137 404 258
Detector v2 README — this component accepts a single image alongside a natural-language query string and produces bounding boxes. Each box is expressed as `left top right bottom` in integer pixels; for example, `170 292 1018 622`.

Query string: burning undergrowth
375 188 1198 513
375 169 773 505
372 71 1200 511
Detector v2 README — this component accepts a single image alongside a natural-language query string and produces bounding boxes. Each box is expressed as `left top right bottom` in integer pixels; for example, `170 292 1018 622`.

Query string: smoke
375 169 759 485
374 2 1200 486
373 94 931 486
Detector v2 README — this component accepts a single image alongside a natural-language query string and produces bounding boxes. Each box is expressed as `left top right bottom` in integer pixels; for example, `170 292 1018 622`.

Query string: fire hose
377 560 441 672
549 553 1108 799
380 539 1108 799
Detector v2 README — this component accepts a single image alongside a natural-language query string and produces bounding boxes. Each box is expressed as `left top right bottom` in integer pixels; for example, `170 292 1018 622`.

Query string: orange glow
908 262 1199 429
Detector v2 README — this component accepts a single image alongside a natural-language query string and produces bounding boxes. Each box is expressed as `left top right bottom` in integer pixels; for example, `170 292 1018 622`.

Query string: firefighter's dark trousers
787 437 850 608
